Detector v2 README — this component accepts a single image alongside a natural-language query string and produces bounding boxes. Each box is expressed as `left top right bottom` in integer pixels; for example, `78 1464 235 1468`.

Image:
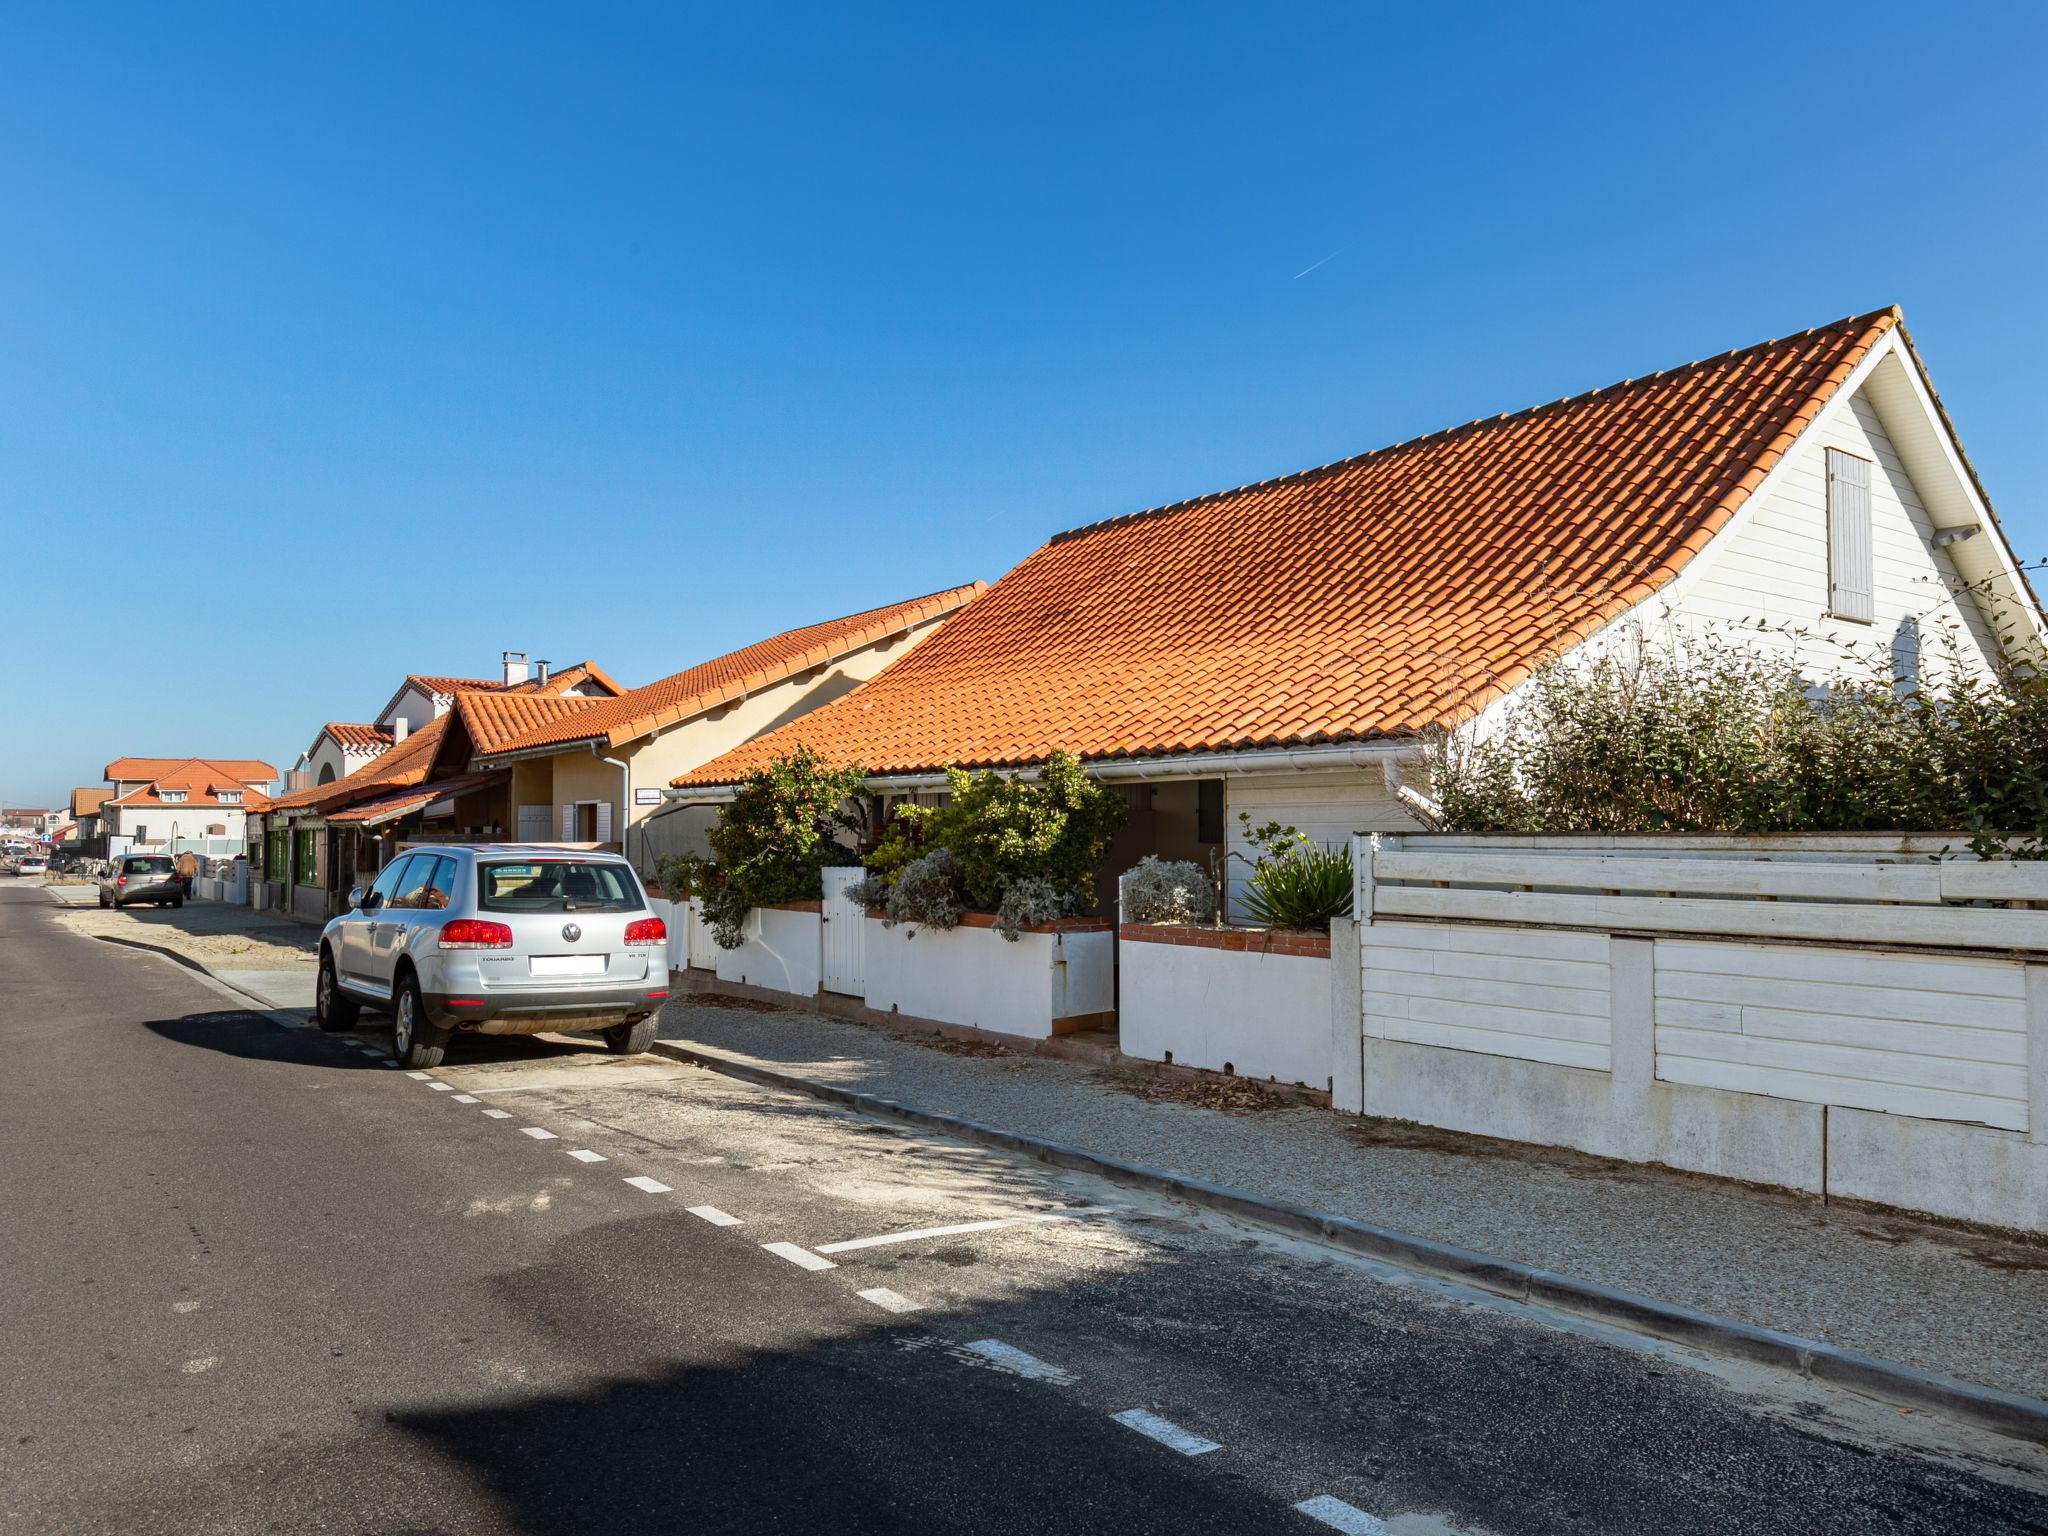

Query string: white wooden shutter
561 803 576 840
1827 448 1874 621
595 801 613 844
516 804 549 842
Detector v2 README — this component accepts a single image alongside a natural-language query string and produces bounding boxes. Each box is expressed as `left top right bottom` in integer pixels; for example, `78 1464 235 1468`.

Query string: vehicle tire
603 1016 658 1056
172 897 185 909
391 972 447 1070
98 892 109 909
315 950 359 1032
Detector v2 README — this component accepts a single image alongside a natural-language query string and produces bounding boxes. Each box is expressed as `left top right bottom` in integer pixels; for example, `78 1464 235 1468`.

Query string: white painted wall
713 906 823 996
1120 939 1331 1087
864 919 1114 1039
1224 768 1420 918
1657 383 2002 683
1363 923 1613 1072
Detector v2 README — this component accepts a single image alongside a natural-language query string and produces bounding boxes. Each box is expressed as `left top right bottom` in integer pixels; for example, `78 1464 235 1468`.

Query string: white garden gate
820 866 867 995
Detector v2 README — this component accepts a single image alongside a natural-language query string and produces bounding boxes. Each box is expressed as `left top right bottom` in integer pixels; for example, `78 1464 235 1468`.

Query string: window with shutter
595 801 613 844
1826 448 1874 622
561 803 576 840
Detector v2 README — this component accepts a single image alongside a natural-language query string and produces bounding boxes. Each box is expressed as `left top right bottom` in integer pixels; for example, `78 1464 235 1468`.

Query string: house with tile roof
97 758 277 856
672 308 2044 915
250 591 976 918
284 654 624 792
466 584 984 866
67 787 113 851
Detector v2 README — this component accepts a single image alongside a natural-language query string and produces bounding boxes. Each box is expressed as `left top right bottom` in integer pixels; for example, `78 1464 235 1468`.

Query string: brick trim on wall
863 911 1116 935
1119 922 1331 959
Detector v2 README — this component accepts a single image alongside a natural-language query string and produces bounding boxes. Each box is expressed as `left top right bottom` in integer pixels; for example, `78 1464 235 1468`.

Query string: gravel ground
48 896 318 973
657 995 2048 1400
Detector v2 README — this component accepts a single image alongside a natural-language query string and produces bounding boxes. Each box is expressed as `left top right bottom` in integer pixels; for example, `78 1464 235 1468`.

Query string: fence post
1609 937 1655 1160
1328 915 1363 1114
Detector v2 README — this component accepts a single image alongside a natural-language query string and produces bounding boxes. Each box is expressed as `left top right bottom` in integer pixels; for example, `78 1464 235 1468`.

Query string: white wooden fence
1350 834 2048 1231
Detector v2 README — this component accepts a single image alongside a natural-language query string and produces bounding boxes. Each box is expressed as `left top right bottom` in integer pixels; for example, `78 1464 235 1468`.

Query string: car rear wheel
315 951 359 1032
97 892 109 909
391 973 448 1070
603 1017 657 1055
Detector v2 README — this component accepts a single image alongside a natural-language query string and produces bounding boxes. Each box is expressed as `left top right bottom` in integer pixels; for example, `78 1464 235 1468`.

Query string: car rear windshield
125 857 175 875
476 860 644 914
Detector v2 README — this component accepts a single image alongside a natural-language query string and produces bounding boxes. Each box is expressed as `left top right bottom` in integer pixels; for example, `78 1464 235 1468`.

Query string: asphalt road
5 882 2048 1535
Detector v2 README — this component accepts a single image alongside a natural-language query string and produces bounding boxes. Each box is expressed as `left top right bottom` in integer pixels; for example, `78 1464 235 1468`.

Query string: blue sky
2 3 2043 806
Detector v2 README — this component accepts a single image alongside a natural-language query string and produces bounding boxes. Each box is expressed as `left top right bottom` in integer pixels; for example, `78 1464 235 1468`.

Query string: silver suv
315 845 669 1069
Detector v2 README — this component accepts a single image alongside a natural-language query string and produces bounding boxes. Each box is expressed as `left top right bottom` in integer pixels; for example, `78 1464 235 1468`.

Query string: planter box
713 903 822 998
1119 924 1332 1088
864 914 1114 1040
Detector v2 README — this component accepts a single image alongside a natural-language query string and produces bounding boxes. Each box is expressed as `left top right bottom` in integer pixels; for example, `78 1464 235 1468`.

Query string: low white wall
1354 835 2048 1231
864 918 1114 1040
646 897 688 973
714 906 822 997
1120 930 1331 1088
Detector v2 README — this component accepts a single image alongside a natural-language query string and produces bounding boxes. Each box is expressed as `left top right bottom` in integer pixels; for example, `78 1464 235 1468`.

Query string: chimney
502 650 530 686
393 718 409 743
536 659 551 686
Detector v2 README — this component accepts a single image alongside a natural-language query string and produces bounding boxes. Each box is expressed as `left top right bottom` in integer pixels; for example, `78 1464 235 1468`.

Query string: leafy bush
1237 815 1354 931
1426 626 2048 857
994 875 1069 941
653 852 712 903
701 747 868 947
1120 855 1218 925
869 749 1125 914
878 848 965 931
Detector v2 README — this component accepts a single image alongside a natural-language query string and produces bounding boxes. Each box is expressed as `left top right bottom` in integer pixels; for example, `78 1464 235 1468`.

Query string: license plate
529 954 606 977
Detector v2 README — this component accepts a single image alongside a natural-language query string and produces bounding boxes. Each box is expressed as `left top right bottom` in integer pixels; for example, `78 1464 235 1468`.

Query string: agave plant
1239 818 1354 931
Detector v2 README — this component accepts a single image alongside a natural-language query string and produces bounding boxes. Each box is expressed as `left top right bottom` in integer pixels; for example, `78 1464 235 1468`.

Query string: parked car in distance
99 853 184 909
15 855 48 877
315 845 669 1069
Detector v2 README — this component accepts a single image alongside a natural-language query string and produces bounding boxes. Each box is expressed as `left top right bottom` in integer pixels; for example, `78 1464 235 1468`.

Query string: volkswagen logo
561 923 582 943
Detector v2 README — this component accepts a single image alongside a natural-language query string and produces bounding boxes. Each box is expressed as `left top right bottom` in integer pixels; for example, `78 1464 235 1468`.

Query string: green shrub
868 749 1125 915
1426 625 2048 857
878 849 965 931
701 747 868 946
1120 855 1218 925
1237 815 1354 930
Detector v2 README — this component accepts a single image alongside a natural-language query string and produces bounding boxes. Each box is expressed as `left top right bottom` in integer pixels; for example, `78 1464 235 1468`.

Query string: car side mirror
347 886 366 911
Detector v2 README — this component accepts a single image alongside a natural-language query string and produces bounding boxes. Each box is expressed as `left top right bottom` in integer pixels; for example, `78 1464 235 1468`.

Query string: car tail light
116 876 127 886
623 917 666 947
438 918 513 949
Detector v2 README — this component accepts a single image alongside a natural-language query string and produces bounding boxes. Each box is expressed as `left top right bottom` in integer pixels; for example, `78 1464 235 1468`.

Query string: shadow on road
142 1009 620 1072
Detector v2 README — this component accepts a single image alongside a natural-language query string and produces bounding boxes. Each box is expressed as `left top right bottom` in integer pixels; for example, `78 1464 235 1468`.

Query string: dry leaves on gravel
1093 1070 1289 1114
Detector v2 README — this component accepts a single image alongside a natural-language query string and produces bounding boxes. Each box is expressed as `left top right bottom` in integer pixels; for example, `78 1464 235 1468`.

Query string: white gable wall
1656 380 2005 684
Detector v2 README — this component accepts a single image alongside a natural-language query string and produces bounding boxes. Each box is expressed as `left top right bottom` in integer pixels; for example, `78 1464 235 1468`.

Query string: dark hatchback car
99 853 184 909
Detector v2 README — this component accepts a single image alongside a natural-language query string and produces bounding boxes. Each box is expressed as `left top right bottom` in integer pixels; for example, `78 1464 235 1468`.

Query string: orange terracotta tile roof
479 584 985 758
105 755 277 783
677 310 1900 786
106 758 274 811
453 691 609 756
322 722 395 751
409 674 509 697
520 660 625 697
325 770 507 826
70 787 112 818
268 716 452 813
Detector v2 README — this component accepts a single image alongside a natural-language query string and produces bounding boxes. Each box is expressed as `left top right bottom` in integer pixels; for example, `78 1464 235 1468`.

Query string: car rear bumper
424 982 670 1034
111 881 182 902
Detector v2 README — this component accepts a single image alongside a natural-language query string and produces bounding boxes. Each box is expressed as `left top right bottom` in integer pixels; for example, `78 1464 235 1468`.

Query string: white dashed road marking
1294 1496 1390 1534
405 1071 432 1080
761 1242 836 1271
182 1357 220 1375
963 1340 1072 1384
567 1149 607 1163
687 1205 742 1227
452 1094 480 1104
815 1212 1087 1255
623 1175 671 1194
171 1300 201 1314
428 1082 456 1092
1112 1408 1220 1456
519 1127 558 1140
480 1108 513 1119
857 1287 919 1314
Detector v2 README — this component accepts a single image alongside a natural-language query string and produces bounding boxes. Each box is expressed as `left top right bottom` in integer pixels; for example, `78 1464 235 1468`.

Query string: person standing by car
174 849 198 897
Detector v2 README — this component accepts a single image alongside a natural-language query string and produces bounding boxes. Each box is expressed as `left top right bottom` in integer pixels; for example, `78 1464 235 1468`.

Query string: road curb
91 934 313 1025
649 1035 2048 1444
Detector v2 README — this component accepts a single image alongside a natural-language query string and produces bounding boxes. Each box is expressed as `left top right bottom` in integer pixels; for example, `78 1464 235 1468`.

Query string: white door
685 899 721 969
516 804 550 842
820 866 866 996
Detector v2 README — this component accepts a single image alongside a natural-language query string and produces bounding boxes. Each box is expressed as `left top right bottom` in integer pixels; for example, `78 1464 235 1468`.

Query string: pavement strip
479 1108 513 1120
687 1205 743 1227
856 1287 919 1314
518 1126 558 1140
1111 1408 1221 1457
814 1211 1094 1255
567 1149 608 1163
451 1094 480 1104
961 1339 1074 1384
1293 1496 1391 1535
761 1241 837 1272
623 1175 672 1194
